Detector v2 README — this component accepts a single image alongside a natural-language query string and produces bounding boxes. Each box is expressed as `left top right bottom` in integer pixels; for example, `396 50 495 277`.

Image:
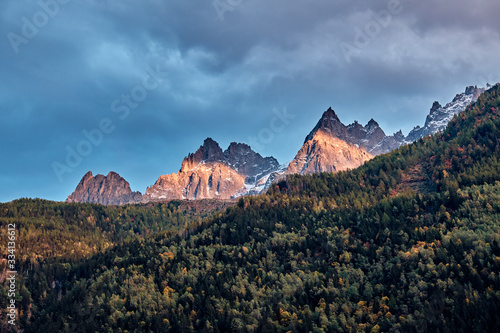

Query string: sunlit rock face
145 138 279 200
66 171 143 205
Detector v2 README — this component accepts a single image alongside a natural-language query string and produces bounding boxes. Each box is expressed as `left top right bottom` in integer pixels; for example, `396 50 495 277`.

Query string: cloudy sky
1 0 499 202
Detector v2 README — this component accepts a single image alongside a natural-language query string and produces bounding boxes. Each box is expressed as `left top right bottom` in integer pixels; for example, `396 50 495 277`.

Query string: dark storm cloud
1 0 499 202
407 0 500 34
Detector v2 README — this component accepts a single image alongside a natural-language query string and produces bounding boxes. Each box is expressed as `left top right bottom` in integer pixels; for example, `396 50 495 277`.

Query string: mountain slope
286 130 373 175
406 85 487 142
146 161 246 200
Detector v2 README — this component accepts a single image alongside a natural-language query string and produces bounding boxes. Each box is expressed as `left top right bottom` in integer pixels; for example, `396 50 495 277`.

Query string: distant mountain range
66 85 492 205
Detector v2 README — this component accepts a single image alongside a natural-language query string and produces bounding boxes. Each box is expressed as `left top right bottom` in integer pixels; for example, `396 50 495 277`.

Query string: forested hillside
27 182 500 332
0 199 231 331
2 85 500 332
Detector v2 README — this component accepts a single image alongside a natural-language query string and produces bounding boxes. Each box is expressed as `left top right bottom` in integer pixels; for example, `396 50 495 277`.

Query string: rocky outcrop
145 162 246 200
370 130 406 156
224 142 280 184
406 86 486 142
66 171 143 205
347 119 387 152
304 108 348 143
145 138 277 200
286 130 373 175
303 107 404 156
284 108 373 176
181 138 225 170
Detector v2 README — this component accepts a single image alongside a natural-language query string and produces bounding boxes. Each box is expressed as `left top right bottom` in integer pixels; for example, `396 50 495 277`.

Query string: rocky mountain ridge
405 85 487 142
246 85 491 190
300 85 488 156
303 107 396 155
67 84 493 205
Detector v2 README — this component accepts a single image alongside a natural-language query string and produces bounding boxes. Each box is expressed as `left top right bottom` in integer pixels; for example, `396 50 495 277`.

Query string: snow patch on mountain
405 86 486 143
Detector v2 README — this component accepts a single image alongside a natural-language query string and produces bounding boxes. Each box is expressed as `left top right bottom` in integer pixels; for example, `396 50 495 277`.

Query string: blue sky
1 0 499 202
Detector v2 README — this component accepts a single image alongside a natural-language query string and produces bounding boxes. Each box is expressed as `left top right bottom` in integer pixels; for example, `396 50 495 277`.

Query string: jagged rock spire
66 171 143 205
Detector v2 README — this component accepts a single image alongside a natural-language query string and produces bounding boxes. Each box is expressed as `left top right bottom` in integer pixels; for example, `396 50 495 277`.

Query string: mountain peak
464 85 485 100
82 171 94 181
203 137 218 146
226 142 251 152
223 142 279 183
304 107 346 143
67 171 142 205
324 107 340 121
366 118 379 128
182 137 225 171
200 137 224 159
304 108 392 155
465 85 478 95
106 171 121 179
430 101 442 114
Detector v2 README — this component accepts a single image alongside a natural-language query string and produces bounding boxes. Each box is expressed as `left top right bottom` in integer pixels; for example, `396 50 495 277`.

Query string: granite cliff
66 171 143 205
